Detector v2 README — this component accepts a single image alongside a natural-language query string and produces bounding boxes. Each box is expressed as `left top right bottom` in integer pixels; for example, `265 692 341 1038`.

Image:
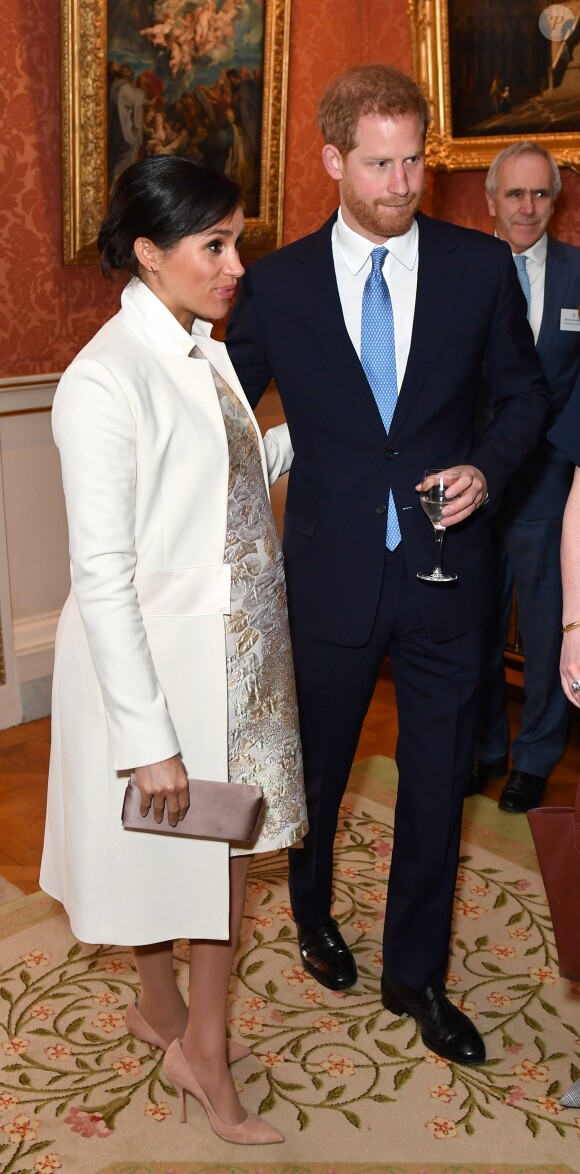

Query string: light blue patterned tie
513 253 531 319
361 246 401 550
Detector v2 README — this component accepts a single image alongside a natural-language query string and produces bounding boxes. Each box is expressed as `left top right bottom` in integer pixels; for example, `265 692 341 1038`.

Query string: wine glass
417 468 460 583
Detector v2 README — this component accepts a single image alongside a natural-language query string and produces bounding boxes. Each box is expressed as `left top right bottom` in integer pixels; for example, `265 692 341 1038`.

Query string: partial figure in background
468 142 580 813
107 63 146 185
546 363 580 1109
41 155 307 1146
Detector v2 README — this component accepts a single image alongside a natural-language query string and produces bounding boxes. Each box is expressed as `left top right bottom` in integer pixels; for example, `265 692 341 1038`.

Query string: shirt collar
335 207 419 275
121 277 214 354
515 232 548 268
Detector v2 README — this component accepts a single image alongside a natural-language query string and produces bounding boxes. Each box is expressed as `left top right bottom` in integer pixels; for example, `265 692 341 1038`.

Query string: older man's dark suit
227 210 548 988
476 236 580 779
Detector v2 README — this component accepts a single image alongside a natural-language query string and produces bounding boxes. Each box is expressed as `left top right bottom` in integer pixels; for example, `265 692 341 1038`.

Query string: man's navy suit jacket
227 211 549 648
498 235 580 522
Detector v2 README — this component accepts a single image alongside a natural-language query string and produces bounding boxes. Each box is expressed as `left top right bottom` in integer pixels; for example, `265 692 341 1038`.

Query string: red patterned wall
1 0 579 378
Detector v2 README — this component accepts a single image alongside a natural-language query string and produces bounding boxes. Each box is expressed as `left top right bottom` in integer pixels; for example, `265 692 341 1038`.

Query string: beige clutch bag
121 774 264 843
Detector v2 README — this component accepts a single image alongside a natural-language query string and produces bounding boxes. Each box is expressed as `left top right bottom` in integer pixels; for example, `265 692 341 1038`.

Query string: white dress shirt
512 232 547 344
332 208 419 391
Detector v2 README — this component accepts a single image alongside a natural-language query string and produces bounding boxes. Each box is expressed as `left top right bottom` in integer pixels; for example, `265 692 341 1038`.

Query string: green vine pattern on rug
0 799 579 1171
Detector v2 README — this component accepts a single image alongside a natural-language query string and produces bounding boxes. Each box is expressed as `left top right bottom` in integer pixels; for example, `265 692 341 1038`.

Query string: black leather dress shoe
381 976 486 1065
498 769 546 813
465 757 508 797
297 919 357 990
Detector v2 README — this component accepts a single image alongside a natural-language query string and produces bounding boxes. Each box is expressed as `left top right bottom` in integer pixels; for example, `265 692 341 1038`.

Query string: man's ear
485 193 497 220
322 143 344 182
133 236 161 274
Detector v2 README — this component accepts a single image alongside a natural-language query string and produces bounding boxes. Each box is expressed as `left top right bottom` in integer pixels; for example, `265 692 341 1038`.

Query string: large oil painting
62 0 290 263
410 0 580 170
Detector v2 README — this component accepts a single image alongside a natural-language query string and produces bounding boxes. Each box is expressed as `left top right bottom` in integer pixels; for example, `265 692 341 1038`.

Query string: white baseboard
13 611 59 683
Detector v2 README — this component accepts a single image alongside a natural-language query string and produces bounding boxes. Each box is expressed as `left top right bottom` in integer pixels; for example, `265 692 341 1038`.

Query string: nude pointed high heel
124 1002 252 1064
163 1038 284 1145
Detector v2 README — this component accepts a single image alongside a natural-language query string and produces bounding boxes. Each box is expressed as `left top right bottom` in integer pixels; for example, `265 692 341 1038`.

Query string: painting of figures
107 0 264 214
447 0 580 138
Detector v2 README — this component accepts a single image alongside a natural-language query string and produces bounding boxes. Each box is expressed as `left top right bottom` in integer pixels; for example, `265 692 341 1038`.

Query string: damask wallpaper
1 0 579 379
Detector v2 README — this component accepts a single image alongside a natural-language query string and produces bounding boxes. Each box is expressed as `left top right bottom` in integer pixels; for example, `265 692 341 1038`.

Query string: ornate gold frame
62 0 291 263
409 0 580 171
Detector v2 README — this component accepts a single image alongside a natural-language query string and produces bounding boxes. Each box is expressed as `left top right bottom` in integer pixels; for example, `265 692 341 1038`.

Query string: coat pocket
134 565 232 617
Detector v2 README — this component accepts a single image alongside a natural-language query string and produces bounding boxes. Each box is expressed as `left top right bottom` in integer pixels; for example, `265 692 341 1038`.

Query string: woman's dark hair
98 156 242 278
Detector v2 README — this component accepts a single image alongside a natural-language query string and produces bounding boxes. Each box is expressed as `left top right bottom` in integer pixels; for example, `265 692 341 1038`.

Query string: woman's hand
561 629 580 708
133 755 190 826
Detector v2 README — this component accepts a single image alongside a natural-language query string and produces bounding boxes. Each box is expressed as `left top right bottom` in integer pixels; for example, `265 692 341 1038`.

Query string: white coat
40 278 272 946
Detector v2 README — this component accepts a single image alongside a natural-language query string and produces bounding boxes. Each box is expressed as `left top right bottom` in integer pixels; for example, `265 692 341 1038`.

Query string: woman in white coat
40 156 307 1145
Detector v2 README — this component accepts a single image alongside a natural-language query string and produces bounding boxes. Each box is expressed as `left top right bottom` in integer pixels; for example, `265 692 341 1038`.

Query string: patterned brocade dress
196 349 308 855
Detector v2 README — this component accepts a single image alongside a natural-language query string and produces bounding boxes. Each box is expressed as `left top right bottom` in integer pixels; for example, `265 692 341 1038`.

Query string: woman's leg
132 941 188 1046
182 854 251 1124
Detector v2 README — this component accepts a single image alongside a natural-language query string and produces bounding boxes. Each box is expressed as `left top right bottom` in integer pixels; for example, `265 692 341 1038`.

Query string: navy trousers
288 549 485 990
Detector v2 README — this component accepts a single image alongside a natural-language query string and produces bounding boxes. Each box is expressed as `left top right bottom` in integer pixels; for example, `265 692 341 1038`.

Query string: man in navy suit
467 143 580 813
227 64 548 1065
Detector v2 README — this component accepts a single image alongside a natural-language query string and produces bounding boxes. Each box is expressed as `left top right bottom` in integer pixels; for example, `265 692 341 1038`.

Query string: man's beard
342 177 424 239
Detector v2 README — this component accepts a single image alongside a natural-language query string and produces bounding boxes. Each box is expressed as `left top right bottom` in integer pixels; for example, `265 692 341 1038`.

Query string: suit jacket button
376 504 387 515
385 449 398 460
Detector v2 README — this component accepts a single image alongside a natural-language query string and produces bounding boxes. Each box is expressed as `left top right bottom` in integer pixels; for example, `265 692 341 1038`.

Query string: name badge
560 308 580 331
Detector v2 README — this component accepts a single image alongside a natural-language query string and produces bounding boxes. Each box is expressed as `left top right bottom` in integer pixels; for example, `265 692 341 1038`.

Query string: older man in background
467 142 580 812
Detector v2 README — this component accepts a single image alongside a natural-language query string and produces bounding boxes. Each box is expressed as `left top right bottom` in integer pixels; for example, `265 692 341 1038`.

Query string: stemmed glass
417 468 460 583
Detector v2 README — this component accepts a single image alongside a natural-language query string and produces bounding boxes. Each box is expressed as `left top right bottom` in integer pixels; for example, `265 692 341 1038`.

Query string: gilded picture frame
409 0 580 171
62 0 290 264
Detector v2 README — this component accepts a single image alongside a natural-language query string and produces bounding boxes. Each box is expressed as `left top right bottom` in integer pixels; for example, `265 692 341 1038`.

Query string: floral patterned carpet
0 756 578 1173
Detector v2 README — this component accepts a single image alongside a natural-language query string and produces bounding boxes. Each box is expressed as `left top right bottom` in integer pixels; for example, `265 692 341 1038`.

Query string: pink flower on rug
429 1084 456 1104
506 1085 525 1104
19 949 51 967
111 1056 141 1076
424 1115 458 1139
449 996 476 1016
368 824 387 836
340 802 354 814
243 996 267 1011
91 992 119 1006
351 919 373 931
371 839 391 857
424 1051 450 1069
271 901 293 920
145 1101 172 1121
247 880 269 893
445 974 459 987
373 861 391 875
0 1037 29 1056
366 950 383 968
313 1016 341 1033
455 870 467 885
230 1013 264 1034
508 928 530 940
366 889 386 905
31 1003 53 1021
511 1059 549 1082
282 966 314 986
45 1044 71 1060
337 866 359 878
101 958 129 973
454 899 485 919
488 991 512 1007
0 1092 19 1112
252 915 274 928
469 884 489 896
64 1107 112 1138
515 879 531 891
33 1156 62 1173
91 1011 125 1033
490 945 517 959
2 1114 40 1144
257 1051 285 1068
301 988 325 1005
536 1096 564 1115
319 1053 355 1077
528 966 558 984
504 1044 523 1054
